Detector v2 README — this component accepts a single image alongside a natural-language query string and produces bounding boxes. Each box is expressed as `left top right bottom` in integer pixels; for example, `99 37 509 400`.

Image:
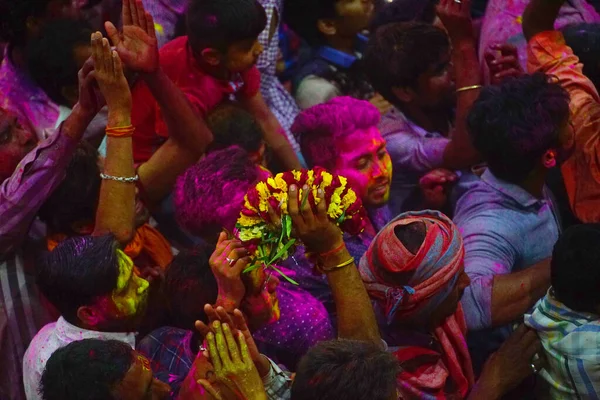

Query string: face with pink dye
0 110 36 181
334 126 392 208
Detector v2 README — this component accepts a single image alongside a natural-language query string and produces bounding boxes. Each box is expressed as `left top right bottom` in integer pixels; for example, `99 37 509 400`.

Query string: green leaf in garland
336 211 347 225
243 263 263 274
283 214 292 239
269 264 299 285
268 238 297 265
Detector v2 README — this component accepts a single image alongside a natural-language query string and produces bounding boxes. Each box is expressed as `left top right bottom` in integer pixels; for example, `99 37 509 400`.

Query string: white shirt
23 317 136 400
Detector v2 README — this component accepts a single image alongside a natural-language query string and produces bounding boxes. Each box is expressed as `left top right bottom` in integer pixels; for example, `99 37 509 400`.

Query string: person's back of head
467 73 570 184
370 0 438 32
164 246 218 329
291 339 399 400
38 141 100 236
551 224 600 314
0 0 78 48
185 0 266 58
284 0 337 47
206 103 265 155
562 23 600 90
293 96 381 171
364 21 451 107
40 339 133 400
174 146 259 240
26 18 92 107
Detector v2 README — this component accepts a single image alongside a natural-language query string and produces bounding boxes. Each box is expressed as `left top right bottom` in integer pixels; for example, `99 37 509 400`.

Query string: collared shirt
453 169 560 370
0 49 59 141
528 31 600 224
478 0 599 83
23 317 136 400
378 108 450 215
525 290 600 399
131 36 262 163
138 327 292 400
293 35 374 109
256 0 303 164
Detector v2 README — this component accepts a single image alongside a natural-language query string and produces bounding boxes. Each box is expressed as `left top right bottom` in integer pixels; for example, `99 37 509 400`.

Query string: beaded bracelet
100 173 139 183
106 125 135 138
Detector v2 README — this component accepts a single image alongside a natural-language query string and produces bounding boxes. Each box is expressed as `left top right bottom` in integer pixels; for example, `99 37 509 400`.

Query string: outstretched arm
106 0 213 206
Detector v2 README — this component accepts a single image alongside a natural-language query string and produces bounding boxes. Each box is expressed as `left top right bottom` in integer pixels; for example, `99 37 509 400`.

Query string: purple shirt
0 127 77 399
0 49 59 141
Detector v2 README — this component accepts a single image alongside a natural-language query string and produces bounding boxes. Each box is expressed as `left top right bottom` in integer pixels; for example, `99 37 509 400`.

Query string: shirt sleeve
528 31 600 222
384 129 450 173
0 126 77 253
457 213 518 331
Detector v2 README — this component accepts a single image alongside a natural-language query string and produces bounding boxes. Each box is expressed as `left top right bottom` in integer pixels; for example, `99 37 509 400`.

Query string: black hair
562 23 600 90
291 339 399 400
467 73 570 183
206 103 264 153
364 21 449 103
27 18 92 106
0 0 61 47
551 224 600 313
283 0 337 46
370 0 438 32
40 339 133 400
36 235 119 323
185 0 266 53
164 246 218 329
38 141 100 236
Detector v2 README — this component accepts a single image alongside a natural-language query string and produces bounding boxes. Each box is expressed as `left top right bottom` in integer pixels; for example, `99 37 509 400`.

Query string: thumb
197 379 223 400
104 21 122 47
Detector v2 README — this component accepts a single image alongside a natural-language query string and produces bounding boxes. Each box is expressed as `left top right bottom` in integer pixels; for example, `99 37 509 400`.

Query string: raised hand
210 232 251 311
436 0 474 41
105 0 159 74
77 57 104 117
90 32 132 117
484 43 523 85
419 168 458 210
199 321 268 400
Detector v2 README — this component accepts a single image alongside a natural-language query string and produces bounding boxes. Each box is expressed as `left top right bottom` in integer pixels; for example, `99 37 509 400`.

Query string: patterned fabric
131 36 262 162
23 317 136 400
358 210 474 399
344 205 393 264
525 289 600 399
256 0 303 164
528 31 600 224
137 326 293 400
479 0 599 83
0 48 59 141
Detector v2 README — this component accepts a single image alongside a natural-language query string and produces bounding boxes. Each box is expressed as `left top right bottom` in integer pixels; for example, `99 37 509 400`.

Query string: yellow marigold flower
292 170 302 181
238 213 260 227
306 169 315 186
341 189 357 210
238 224 266 241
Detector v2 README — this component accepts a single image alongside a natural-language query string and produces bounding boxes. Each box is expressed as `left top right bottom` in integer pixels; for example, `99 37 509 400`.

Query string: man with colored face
293 96 393 262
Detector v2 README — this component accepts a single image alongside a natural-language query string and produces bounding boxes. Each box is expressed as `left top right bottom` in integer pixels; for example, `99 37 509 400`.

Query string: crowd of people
2 0 600 398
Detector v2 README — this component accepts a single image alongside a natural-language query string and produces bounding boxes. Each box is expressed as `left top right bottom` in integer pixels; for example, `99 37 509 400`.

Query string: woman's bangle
455 84 483 94
106 125 135 138
100 173 139 183
318 257 355 274
318 242 346 258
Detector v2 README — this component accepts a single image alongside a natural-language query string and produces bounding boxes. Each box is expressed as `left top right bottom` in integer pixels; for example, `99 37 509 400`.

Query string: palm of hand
118 25 158 73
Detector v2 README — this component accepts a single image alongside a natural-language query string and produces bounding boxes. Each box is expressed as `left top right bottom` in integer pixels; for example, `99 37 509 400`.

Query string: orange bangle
319 242 346 257
106 125 135 138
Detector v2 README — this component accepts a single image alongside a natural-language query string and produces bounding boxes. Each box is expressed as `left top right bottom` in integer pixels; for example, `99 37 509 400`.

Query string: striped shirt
525 290 600 399
0 127 77 399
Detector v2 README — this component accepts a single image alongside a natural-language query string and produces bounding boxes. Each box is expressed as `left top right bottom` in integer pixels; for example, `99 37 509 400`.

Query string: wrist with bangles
312 242 355 274
455 84 482 94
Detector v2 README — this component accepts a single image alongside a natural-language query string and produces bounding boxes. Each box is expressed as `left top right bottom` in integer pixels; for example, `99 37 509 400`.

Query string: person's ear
77 306 102 328
317 18 337 38
200 48 222 67
391 86 416 104
542 149 557 169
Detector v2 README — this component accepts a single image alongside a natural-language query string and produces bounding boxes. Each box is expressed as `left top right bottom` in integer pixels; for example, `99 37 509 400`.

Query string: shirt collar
316 34 368 69
55 317 136 348
480 169 545 208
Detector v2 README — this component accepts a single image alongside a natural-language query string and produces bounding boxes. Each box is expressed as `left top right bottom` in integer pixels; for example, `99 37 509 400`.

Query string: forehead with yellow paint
112 250 149 317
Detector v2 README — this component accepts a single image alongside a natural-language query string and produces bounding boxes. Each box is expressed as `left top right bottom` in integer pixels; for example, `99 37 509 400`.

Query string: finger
104 21 122 47
214 321 232 370
315 188 328 223
91 32 102 70
145 11 157 40
494 68 521 80
491 55 518 68
129 0 139 27
222 323 241 364
237 331 252 366
232 309 250 333
299 185 315 225
205 303 219 323
135 0 148 31
267 202 281 227
212 232 228 259
102 38 112 75
195 320 211 338
81 69 97 91
215 307 235 330
81 57 95 77
206 332 222 373
122 0 133 26
288 185 306 232
112 50 124 79
523 337 543 361
232 257 251 275
197 379 223 400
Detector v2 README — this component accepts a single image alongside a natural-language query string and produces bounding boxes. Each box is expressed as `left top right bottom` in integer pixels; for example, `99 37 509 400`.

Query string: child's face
223 38 264 73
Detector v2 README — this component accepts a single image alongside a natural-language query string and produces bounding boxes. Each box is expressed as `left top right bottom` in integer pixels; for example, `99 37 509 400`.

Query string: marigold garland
235 167 367 284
